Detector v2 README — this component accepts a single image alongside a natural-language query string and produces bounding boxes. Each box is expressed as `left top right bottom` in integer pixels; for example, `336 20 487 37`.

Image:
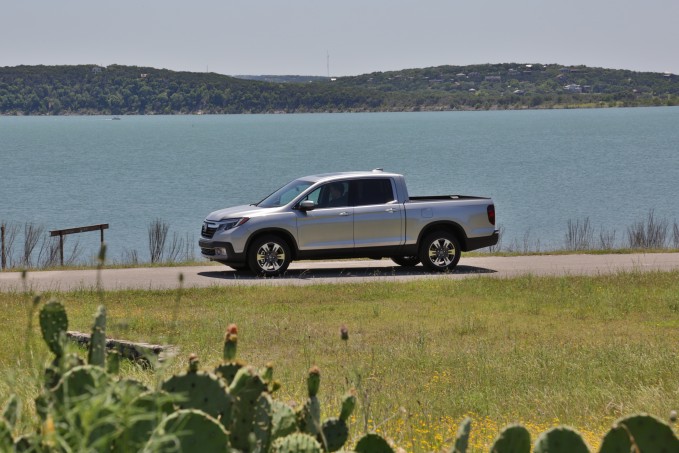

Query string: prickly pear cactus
272 432 322 453
39 300 68 358
215 324 244 385
228 366 269 450
88 305 107 367
144 409 230 452
52 365 109 405
271 400 298 440
533 426 590 453
490 424 531 453
339 391 357 423
320 417 349 452
297 367 322 437
354 433 395 453
599 413 679 453
252 393 273 453
452 417 471 453
161 365 233 428
115 391 176 453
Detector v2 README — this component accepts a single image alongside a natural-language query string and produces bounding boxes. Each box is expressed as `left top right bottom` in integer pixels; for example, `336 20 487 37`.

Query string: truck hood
205 205 269 222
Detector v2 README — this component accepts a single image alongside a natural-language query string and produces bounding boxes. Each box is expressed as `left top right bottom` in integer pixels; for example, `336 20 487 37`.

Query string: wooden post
59 232 64 267
100 225 105 244
1 225 5 271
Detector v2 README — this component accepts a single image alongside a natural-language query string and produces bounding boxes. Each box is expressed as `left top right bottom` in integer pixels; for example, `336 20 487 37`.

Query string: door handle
385 208 397 213
339 211 351 216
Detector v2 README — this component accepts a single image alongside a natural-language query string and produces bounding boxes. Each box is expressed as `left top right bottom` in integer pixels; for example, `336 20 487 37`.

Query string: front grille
201 248 215 256
201 222 217 239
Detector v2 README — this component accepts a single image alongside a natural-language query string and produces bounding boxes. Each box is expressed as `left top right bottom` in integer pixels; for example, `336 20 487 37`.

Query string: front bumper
198 239 246 263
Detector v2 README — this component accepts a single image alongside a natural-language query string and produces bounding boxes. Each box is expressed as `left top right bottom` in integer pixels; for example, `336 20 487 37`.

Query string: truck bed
408 195 491 202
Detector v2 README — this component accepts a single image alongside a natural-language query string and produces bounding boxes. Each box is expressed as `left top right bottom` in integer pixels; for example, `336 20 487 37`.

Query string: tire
247 235 292 276
419 231 461 272
391 256 420 267
227 263 248 271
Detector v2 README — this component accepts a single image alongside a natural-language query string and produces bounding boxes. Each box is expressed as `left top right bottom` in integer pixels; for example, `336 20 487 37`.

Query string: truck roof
303 169 402 183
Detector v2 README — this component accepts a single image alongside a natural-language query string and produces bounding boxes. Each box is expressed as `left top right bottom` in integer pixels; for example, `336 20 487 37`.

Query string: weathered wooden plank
66 330 178 365
50 223 109 237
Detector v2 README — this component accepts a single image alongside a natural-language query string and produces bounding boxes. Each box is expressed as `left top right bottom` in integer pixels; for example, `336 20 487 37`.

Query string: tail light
487 205 495 225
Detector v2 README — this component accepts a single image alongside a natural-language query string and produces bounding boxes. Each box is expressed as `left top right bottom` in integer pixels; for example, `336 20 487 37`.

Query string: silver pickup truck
199 170 498 276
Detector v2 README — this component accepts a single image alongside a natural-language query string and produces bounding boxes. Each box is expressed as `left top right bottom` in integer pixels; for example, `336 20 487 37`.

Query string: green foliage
1 63 677 115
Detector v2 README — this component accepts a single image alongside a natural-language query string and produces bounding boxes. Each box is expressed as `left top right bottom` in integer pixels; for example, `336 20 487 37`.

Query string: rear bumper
465 230 499 251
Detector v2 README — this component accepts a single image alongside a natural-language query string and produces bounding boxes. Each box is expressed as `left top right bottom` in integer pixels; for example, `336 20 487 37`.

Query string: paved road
2 253 679 292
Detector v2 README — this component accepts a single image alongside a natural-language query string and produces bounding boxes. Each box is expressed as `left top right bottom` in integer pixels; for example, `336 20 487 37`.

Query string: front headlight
218 217 250 232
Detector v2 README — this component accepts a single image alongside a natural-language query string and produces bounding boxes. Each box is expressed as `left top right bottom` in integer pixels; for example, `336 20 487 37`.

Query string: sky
2 0 678 77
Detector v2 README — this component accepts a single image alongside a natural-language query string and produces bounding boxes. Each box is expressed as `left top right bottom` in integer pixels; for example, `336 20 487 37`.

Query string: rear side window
352 178 395 206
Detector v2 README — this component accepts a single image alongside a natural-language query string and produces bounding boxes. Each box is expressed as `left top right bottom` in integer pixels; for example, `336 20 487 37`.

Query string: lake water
2 107 679 264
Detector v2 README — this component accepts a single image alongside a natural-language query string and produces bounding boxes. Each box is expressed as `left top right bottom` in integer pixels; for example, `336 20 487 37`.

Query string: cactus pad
355 433 395 453
88 305 107 367
321 417 349 452
490 424 531 453
161 370 233 427
599 413 679 453
53 365 109 405
453 417 472 453
533 426 590 453
145 409 229 452
39 300 68 358
272 432 322 453
271 400 297 440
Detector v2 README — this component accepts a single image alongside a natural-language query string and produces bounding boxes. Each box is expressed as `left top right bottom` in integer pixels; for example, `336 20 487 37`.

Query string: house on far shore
564 84 582 93
91 66 105 74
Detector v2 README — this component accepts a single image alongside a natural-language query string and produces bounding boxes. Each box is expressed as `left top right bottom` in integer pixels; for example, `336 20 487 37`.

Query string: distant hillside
0 63 677 115
234 75 329 83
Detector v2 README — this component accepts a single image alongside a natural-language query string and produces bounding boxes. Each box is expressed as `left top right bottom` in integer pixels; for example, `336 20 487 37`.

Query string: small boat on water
112 117 121 120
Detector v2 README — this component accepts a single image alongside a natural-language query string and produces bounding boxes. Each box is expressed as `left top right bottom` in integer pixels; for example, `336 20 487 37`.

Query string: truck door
351 178 404 248
296 181 354 250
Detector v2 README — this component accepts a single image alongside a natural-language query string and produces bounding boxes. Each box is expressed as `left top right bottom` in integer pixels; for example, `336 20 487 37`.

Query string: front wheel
391 256 420 267
247 235 292 276
419 231 461 272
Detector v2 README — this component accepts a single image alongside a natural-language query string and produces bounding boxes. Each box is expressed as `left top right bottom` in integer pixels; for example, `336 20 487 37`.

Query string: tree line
0 63 677 115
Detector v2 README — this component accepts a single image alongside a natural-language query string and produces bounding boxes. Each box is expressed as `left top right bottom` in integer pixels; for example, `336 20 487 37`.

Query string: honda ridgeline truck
200 170 498 276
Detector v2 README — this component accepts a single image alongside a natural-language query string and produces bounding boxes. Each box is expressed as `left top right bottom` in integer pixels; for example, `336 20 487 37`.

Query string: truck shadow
198 264 496 281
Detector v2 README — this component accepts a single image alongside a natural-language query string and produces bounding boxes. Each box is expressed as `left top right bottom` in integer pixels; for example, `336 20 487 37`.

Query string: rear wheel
391 256 420 267
419 231 461 272
247 235 291 276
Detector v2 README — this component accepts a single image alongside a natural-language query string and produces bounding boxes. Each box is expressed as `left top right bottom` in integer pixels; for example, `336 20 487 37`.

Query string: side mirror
298 200 316 212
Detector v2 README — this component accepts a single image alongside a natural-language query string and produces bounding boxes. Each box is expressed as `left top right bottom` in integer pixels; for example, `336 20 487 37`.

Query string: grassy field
1 270 678 451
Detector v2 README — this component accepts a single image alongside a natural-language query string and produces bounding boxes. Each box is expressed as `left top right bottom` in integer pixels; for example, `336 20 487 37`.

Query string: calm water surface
2 108 679 263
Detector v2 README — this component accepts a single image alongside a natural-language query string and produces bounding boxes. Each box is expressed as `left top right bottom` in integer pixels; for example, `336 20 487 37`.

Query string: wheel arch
245 228 299 260
417 221 469 251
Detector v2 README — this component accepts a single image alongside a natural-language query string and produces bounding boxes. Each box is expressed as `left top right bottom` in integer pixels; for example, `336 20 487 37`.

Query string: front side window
304 181 349 209
257 179 314 207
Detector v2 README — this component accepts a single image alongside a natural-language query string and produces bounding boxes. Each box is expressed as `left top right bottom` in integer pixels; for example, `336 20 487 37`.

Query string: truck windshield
256 179 314 207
